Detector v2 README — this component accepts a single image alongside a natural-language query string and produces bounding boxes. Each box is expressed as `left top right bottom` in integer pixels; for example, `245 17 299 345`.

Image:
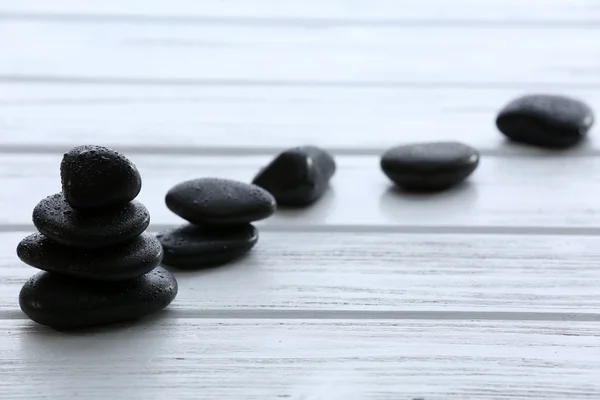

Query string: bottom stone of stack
19 266 178 330
156 223 258 269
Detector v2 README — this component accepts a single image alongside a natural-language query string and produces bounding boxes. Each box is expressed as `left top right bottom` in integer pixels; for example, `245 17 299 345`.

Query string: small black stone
157 224 258 269
380 141 480 191
17 232 163 281
165 178 276 225
33 193 150 248
61 145 142 209
252 145 336 207
496 94 594 148
19 266 177 330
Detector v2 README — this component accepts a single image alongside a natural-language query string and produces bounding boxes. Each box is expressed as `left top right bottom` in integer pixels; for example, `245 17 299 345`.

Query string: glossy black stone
496 94 594 148
165 178 276 225
252 145 336 207
33 193 150 248
61 145 142 209
17 232 163 281
19 266 177 330
380 141 480 191
157 224 258 269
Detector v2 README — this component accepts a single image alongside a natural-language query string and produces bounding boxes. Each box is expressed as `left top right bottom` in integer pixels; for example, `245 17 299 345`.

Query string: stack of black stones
17 145 178 330
156 145 337 268
157 178 277 268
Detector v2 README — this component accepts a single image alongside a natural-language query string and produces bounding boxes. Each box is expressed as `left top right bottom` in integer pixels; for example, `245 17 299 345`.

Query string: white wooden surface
5 154 600 229
1 319 599 400
3 231 600 314
1 0 599 398
1 84 599 154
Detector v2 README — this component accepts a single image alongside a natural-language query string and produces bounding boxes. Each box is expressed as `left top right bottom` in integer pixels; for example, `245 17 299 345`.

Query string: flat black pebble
19 266 177 330
380 141 479 191
496 94 594 148
61 145 142 209
33 193 150 248
157 224 258 269
17 232 163 281
165 178 276 225
252 145 336 207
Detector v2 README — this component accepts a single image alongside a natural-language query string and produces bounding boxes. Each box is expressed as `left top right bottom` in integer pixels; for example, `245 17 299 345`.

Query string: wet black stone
252 145 336 207
380 141 480 191
61 145 142 209
33 193 150 248
17 232 163 281
496 94 594 148
157 224 258 269
165 178 276 225
19 266 177 330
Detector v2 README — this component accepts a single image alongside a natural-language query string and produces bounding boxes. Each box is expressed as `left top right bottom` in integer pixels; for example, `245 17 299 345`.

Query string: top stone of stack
60 145 142 209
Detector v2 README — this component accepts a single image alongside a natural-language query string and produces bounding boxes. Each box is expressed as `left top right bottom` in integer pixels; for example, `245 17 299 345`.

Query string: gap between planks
4 224 600 236
1 12 598 28
2 309 600 322
2 144 600 158
3 76 600 89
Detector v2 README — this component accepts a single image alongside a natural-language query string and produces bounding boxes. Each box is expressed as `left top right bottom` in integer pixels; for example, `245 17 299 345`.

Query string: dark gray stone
157 224 258 269
380 141 480 191
19 266 178 330
496 94 594 148
17 232 163 281
165 178 276 225
33 193 150 248
61 145 142 209
252 145 336 207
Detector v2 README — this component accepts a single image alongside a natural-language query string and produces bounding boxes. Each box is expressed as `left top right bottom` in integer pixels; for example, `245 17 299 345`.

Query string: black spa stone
380 141 480 191
17 232 163 281
19 266 177 330
252 145 336 207
32 193 150 248
61 145 142 209
165 178 276 225
496 94 594 148
157 224 258 269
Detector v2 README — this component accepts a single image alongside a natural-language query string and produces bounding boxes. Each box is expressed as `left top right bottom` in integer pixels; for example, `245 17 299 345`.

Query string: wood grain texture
0 0 595 24
2 231 600 314
1 319 599 399
3 153 600 229
1 84 598 153
1 1 599 398
0 20 598 86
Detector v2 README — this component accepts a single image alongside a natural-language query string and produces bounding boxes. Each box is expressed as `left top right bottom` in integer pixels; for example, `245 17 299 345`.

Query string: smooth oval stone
19 266 177 330
496 94 594 148
157 224 258 269
380 141 480 191
61 145 142 209
17 232 163 281
33 193 150 248
165 178 276 225
252 145 336 207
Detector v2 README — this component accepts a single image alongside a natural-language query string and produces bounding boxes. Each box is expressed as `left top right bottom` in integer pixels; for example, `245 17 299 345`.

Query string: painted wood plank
0 21 598 86
2 154 600 229
1 319 599 399
0 0 595 24
1 231 600 314
1 84 598 153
